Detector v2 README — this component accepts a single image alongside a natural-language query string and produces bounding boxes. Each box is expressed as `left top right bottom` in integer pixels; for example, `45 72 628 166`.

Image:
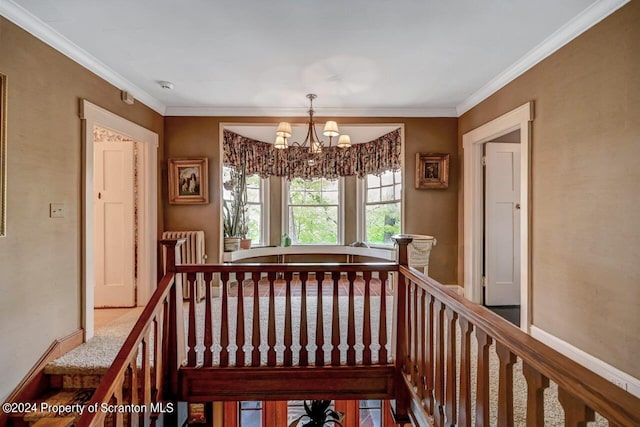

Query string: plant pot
224 237 241 252
240 238 252 250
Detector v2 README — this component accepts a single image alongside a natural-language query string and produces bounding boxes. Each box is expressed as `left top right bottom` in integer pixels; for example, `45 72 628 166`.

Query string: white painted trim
166 106 457 118
456 0 631 115
531 326 640 398
80 100 158 340
462 102 533 332
0 0 166 115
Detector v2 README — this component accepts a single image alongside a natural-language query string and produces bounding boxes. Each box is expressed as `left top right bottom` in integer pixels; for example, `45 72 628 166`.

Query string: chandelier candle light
275 94 351 164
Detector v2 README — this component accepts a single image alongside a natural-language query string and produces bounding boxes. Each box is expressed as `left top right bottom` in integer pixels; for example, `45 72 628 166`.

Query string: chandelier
274 94 351 161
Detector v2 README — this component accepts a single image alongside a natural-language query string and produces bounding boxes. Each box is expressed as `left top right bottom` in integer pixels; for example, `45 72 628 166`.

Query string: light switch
50 203 65 218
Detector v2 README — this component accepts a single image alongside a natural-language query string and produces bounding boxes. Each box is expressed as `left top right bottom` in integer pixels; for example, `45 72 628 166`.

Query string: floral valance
223 128 401 180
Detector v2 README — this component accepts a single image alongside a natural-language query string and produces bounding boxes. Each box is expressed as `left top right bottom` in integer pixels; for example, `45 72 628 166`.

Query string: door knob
515 203 521 210
98 192 102 199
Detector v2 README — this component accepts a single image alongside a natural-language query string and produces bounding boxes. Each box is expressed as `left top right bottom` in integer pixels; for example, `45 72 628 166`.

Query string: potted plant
288 400 344 427
223 165 249 251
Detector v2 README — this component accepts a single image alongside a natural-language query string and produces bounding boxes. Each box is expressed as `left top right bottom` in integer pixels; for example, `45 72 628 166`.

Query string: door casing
81 100 158 340
462 102 533 332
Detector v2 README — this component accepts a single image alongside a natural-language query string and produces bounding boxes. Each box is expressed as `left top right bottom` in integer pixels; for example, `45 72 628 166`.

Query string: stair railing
393 237 640 427
75 239 186 427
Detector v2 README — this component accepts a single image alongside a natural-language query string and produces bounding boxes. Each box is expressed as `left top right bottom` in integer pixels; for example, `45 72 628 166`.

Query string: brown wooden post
159 238 185 424
391 235 413 423
160 239 186 424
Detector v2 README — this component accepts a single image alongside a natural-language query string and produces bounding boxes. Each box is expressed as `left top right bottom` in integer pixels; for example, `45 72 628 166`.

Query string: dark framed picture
416 152 449 189
168 158 209 204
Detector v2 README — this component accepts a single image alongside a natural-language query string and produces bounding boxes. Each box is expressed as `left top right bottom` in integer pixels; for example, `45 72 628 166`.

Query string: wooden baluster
417 287 426 402
204 272 213 367
283 271 294 366
445 307 459 427
424 293 435 414
236 271 246 367
130 354 139 426
458 317 474 427
496 342 517 427
433 300 445 427
362 271 372 365
347 271 357 365
412 282 420 387
114 377 124 427
154 303 165 400
558 388 595 427
220 272 230 367
522 361 549 427
315 271 325 366
141 330 151 406
251 272 261 366
331 271 341 366
299 272 309 366
267 271 277 366
378 271 388 364
160 297 170 398
187 272 197 366
405 280 413 377
475 329 493 427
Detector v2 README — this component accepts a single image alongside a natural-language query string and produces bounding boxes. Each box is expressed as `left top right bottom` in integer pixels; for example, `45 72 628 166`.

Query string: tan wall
164 117 458 284
0 18 164 400
458 2 640 378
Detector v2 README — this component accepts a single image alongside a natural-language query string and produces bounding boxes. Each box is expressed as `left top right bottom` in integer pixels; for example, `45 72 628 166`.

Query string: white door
94 138 136 307
485 142 521 306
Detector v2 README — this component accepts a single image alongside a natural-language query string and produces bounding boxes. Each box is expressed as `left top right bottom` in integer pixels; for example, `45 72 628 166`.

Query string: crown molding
0 0 166 115
456 0 631 116
165 106 458 118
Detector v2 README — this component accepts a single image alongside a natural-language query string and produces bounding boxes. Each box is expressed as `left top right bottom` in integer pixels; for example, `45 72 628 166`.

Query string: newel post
391 234 413 424
159 239 186 400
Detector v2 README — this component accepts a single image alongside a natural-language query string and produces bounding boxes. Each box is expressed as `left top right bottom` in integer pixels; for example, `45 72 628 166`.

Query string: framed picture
416 152 449 189
168 158 209 204
0 73 6 236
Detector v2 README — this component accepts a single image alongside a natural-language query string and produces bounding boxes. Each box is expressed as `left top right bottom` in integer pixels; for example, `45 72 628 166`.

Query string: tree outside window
287 178 341 245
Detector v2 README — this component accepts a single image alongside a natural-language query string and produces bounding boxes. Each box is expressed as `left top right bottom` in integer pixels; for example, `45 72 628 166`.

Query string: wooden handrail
394 236 640 426
175 262 398 274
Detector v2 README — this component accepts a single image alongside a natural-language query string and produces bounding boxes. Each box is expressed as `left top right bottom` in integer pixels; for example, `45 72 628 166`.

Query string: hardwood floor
486 305 520 327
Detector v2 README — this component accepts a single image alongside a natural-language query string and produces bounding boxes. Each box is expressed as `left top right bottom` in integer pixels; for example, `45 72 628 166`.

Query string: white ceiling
3 0 628 116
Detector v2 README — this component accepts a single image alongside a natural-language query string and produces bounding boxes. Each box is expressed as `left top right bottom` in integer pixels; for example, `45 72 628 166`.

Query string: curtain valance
223 128 401 180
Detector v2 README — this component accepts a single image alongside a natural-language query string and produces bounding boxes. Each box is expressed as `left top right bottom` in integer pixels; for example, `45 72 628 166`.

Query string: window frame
282 177 345 246
357 170 404 248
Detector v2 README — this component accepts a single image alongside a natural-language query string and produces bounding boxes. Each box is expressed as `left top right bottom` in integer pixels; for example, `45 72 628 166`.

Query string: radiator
162 230 207 300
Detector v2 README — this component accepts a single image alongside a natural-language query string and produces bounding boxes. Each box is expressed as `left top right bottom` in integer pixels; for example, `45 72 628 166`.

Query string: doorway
462 102 533 332
81 100 159 340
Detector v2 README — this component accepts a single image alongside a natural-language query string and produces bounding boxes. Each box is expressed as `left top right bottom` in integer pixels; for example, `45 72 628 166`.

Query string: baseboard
0 328 84 420
530 325 640 398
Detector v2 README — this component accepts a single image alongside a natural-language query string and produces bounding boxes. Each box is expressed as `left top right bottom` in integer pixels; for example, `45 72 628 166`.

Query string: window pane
239 401 262 427
381 185 395 202
323 179 339 191
365 203 400 245
359 408 381 427
367 188 380 203
289 206 338 244
367 174 380 188
394 170 402 184
394 184 402 199
381 170 394 186
246 188 260 203
322 190 339 204
245 174 260 187
246 204 261 243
